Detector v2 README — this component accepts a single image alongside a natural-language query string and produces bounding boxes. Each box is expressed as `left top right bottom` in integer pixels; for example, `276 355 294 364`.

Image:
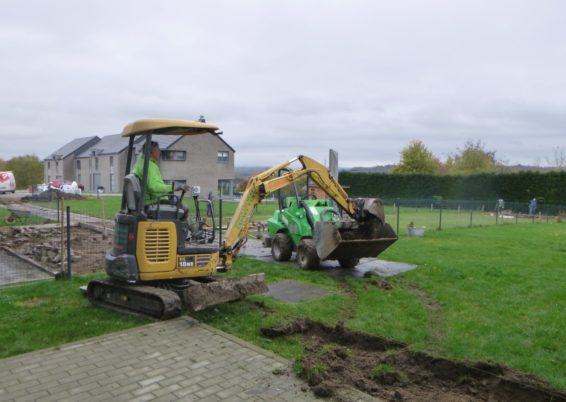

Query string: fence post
56 195 61 222
219 198 223 247
438 202 443 230
59 197 64 277
469 210 473 228
516 213 518 224
495 210 499 225
396 202 400 235
66 206 72 279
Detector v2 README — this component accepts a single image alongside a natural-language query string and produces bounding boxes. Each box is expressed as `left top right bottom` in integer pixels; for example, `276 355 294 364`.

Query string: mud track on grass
262 318 566 402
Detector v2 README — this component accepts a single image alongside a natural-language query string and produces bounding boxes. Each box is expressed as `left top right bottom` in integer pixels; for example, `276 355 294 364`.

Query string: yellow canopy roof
121 119 219 137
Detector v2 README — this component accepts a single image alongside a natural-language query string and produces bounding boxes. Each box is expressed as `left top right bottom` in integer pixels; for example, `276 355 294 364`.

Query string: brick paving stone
0 316 321 401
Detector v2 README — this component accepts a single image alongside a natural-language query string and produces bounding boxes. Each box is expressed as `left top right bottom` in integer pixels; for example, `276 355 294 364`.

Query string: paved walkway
0 317 318 402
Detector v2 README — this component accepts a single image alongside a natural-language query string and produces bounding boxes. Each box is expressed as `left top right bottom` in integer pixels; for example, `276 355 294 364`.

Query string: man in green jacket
134 141 189 218
134 141 177 205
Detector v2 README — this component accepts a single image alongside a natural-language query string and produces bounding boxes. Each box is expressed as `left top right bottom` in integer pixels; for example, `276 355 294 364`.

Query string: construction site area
1 190 565 402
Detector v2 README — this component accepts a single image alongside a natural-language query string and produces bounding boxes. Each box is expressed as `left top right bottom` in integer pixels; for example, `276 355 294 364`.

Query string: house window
162 150 186 161
76 160 81 170
47 161 51 169
110 156 114 167
55 161 59 169
217 151 229 163
78 174 82 185
95 157 99 170
218 179 232 197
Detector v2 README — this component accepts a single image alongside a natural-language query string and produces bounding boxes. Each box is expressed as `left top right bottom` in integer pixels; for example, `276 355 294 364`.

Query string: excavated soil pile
0 225 109 274
262 318 566 402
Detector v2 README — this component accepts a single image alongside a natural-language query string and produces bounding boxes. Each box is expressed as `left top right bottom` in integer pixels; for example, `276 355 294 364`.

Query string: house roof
44 136 100 160
76 134 130 157
213 132 235 153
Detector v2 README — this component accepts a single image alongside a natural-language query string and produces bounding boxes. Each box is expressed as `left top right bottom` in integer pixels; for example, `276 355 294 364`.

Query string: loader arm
221 155 369 264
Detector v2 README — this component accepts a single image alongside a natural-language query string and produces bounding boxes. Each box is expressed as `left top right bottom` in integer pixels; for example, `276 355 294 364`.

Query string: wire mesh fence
0 196 114 286
382 198 566 237
1 194 565 285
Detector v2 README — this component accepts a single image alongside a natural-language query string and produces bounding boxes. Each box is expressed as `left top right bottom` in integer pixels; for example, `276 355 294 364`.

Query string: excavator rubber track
87 279 182 320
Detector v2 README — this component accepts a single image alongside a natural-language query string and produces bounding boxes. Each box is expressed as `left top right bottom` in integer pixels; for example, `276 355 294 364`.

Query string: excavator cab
87 119 266 319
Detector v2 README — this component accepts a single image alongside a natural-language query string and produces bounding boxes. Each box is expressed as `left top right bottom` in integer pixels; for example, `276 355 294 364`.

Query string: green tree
6 155 43 189
0 159 7 170
392 140 439 174
446 140 499 174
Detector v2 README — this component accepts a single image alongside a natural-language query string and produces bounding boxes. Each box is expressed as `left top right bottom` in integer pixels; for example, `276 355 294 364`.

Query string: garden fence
1 195 564 285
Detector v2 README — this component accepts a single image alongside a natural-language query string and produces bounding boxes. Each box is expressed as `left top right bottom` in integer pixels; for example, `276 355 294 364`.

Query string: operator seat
123 174 141 213
123 173 181 220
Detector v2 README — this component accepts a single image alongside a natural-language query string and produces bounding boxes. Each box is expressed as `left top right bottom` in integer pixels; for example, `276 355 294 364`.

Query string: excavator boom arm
222 155 359 256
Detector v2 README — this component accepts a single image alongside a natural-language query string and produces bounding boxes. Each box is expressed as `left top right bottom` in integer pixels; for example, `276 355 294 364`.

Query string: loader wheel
338 258 360 269
297 239 319 269
272 233 293 261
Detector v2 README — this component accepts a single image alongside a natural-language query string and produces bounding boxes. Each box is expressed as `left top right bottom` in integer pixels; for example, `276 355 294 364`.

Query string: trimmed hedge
339 171 566 203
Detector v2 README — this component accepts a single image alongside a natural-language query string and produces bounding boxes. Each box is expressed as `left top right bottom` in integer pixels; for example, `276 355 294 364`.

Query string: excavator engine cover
314 198 397 261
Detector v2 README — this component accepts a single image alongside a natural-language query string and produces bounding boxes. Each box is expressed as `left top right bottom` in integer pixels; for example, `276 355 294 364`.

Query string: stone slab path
0 317 319 402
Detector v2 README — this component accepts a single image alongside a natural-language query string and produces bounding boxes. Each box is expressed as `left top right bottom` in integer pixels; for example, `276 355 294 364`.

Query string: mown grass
0 274 148 359
2 201 564 389
30 195 122 220
0 207 49 226
29 195 556 233
30 195 281 223
368 223 566 387
383 205 557 233
196 223 566 389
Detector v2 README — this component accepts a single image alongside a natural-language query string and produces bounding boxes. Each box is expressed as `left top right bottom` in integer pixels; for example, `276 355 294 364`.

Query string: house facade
74 134 131 193
44 130 235 197
156 132 235 198
44 136 100 185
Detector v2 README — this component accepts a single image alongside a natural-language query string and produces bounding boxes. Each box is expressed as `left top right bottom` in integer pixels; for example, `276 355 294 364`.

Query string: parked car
0 171 16 194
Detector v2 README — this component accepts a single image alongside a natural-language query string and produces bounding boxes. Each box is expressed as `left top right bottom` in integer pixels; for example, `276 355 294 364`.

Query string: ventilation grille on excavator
144 227 171 263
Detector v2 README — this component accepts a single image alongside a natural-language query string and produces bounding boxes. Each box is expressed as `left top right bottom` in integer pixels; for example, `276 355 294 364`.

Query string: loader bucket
181 273 268 312
314 220 398 261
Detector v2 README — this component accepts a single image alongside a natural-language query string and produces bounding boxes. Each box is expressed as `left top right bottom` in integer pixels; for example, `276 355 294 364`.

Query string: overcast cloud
1 0 565 167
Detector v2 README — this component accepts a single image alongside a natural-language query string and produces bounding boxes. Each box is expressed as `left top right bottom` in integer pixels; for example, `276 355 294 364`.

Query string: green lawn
196 222 566 389
2 201 564 389
30 195 122 220
0 274 147 359
30 195 281 224
0 206 49 226
29 195 556 233
384 205 558 234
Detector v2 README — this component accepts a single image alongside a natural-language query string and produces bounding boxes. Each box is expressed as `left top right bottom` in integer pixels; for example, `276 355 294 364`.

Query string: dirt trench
262 318 566 402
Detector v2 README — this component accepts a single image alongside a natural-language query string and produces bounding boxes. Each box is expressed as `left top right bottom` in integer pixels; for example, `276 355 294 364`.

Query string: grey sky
1 0 565 167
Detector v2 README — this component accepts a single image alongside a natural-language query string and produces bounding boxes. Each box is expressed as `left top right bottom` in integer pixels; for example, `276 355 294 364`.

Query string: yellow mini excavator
87 119 397 319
